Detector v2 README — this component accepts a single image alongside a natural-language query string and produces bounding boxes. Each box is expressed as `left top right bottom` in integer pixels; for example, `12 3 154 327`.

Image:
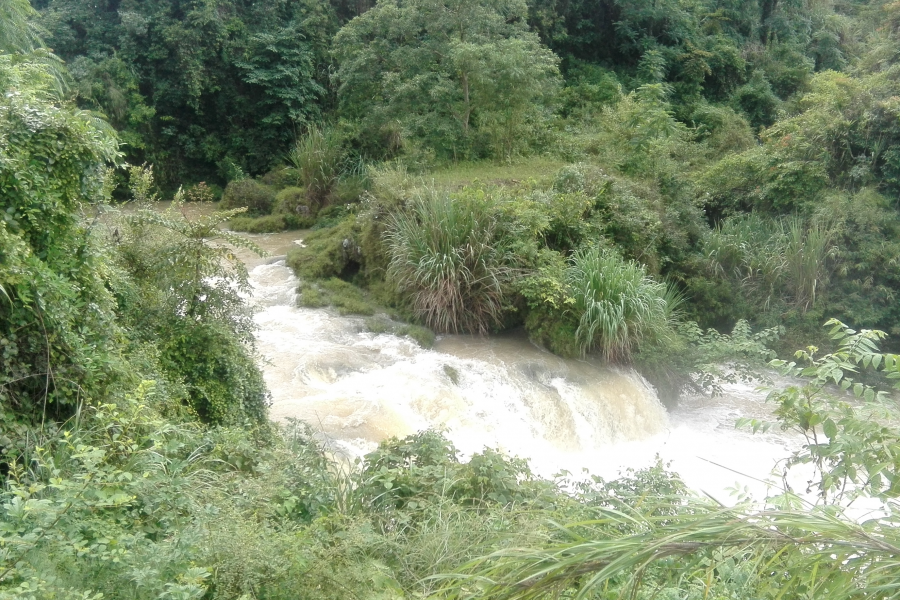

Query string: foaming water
250 261 800 502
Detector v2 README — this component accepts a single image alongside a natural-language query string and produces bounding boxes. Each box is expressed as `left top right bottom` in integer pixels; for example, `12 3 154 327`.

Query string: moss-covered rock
229 215 288 233
274 186 311 217
286 216 363 280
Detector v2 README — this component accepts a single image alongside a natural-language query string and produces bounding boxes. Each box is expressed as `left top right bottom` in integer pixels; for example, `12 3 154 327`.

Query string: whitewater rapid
249 259 801 503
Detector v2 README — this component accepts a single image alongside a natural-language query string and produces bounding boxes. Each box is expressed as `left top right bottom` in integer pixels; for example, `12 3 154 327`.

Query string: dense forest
29 0 900 350
4 0 900 597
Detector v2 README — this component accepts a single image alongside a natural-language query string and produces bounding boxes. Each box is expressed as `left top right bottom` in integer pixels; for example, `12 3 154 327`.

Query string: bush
114 168 269 426
274 186 311 217
259 165 298 188
701 215 838 315
220 179 276 215
287 125 345 208
385 190 513 334
331 172 368 204
732 70 781 129
184 181 216 203
229 214 290 233
567 247 679 361
159 321 269 424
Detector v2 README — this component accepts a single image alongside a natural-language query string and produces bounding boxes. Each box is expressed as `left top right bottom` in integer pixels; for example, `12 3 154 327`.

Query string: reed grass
438 500 900 600
567 247 678 361
385 190 512 334
704 215 836 311
287 125 345 207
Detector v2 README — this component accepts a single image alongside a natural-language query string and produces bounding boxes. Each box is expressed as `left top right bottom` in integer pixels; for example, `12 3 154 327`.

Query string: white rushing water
250 260 802 503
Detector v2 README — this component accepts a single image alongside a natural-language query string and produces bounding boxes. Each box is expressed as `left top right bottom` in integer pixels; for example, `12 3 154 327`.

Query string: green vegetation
6 320 900 599
8 0 900 597
568 246 680 361
33 0 900 352
442 321 900 600
333 0 560 161
219 179 276 215
385 189 513 334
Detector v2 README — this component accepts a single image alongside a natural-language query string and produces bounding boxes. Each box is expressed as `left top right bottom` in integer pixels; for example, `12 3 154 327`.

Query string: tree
0 12 121 419
333 0 560 160
36 0 335 184
0 0 43 53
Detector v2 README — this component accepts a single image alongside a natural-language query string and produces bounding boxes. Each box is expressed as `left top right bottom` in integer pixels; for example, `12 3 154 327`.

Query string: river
145 202 804 503
245 248 800 504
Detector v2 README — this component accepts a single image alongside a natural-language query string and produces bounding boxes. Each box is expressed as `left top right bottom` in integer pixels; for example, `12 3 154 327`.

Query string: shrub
332 173 368 204
732 70 781 129
287 125 345 208
259 165 297 188
220 179 276 215
229 215 289 233
159 320 269 424
274 186 311 216
184 181 215 203
385 190 513 334
115 168 269 426
567 247 679 361
702 215 838 314
689 103 755 154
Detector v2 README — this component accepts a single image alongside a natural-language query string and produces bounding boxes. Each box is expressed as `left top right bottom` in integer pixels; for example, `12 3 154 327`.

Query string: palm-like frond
0 0 44 54
439 500 900 600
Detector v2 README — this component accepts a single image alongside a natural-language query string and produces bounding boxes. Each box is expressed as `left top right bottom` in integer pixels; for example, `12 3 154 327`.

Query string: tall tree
333 0 560 160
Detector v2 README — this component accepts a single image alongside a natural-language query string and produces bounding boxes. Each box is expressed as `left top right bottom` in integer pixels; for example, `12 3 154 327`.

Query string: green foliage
333 0 560 160
700 215 838 323
357 431 549 512
287 125 348 209
0 50 121 419
113 167 269 425
732 69 782 129
0 0 44 54
634 319 781 406
273 185 311 218
556 62 622 118
436 324 900 600
385 189 513 334
220 179 276 216
37 0 336 183
742 319 900 505
567 247 679 361
441 498 900 600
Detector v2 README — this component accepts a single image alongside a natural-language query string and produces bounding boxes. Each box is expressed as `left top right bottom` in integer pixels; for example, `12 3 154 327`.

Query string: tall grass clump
782 216 835 310
703 215 836 312
385 190 512 334
287 125 345 208
568 247 679 361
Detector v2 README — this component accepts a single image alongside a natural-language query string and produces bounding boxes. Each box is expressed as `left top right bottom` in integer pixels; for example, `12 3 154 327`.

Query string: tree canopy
333 0 560 160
